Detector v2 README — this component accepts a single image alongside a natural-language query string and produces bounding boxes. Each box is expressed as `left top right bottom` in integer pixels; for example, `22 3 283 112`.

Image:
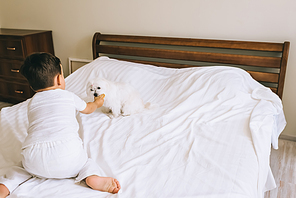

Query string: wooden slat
248 71 279 83
270 87 277 93
97 45 282 68
94 33 284 52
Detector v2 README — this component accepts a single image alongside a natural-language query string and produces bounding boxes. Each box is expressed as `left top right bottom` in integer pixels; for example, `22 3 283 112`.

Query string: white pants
0 137 103 193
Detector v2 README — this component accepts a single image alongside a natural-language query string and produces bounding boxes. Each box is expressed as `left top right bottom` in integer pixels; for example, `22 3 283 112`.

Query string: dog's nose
94 93 98 97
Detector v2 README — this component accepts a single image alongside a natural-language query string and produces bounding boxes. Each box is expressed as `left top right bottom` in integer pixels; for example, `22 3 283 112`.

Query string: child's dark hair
20 52 61 91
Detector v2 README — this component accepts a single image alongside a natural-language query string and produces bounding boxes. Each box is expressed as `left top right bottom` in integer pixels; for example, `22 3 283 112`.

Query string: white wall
1 0 296 137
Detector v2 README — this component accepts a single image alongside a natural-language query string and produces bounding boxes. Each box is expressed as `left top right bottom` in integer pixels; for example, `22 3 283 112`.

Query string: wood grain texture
277 42 290 99
0 28 54 104
94 33 285 52
265 139 296 198
96 45 282 67
0 102 12 109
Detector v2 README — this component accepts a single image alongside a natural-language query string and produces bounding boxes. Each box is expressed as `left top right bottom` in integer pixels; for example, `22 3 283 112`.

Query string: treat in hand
99 94 105 99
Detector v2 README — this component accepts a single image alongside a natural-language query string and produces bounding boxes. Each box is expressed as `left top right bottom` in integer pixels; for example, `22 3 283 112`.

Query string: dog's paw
100 106 112 114
107 114 115 119
122 112 131 117
107 113 122 119
112 113 121 118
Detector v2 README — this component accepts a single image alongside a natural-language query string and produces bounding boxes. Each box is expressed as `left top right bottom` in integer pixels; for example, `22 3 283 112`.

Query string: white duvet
0 57 286 198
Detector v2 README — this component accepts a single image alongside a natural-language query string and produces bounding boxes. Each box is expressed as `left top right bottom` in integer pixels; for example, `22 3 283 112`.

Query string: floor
0 102 295 197
265 139 296 198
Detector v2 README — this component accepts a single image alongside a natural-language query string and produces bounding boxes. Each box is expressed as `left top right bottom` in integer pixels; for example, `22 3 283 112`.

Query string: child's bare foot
0 184 9 198
85 175 121 194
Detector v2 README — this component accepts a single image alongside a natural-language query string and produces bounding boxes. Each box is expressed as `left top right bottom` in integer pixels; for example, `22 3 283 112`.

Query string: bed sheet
0 57 286 198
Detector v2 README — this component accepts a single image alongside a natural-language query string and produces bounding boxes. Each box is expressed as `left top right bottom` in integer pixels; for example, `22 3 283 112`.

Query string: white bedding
0 57 286 198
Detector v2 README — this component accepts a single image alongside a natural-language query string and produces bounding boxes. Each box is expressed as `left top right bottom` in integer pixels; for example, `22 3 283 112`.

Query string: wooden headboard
92 32 290 99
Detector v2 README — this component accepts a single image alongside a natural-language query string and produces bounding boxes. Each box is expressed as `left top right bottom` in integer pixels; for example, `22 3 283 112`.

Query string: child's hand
81 94 105 114
94 94 105 108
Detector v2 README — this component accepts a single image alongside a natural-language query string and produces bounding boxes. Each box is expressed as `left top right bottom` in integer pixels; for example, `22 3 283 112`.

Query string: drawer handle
7 47 16 51
11 69 20 73
15 90 24 94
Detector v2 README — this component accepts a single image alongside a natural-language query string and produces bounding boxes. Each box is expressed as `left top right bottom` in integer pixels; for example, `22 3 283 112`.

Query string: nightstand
0 28 54 104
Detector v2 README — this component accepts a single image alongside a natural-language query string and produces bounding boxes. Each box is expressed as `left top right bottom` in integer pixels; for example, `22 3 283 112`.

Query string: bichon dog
86 78 150 118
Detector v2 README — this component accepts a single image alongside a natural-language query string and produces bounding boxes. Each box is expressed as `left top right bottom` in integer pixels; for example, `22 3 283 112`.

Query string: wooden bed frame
92 32 290 99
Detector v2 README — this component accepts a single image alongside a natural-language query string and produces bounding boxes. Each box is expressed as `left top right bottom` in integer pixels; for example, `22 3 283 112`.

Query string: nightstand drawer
0 79 34 103
0 80 8 96
0 38 24 59
0 60 25 79
5 81 32 99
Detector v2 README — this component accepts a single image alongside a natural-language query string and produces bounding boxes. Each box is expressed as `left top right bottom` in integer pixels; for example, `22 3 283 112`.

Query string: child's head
20 52 62 91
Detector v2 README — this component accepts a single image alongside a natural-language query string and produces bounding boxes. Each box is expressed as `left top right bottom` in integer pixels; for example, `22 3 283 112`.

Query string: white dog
86 78 149 118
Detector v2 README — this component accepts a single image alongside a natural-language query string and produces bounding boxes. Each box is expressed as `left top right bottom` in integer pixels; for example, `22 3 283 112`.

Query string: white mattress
0 57 286 198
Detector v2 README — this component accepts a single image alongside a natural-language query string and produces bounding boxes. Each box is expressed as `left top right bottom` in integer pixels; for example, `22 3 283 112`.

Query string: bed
0 32 290 198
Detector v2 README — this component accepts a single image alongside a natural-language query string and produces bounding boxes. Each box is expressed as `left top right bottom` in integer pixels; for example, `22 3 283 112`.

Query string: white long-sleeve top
22 89 87 148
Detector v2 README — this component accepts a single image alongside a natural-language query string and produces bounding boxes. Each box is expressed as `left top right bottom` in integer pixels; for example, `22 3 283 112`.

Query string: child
0 53 121 198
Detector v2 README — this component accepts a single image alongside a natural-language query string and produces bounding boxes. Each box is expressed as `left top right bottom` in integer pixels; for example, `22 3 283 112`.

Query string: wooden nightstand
0 28 54 104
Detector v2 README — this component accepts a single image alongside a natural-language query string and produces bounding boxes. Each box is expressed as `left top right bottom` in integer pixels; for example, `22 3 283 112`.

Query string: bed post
92 32 101 59
277 41 290 99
